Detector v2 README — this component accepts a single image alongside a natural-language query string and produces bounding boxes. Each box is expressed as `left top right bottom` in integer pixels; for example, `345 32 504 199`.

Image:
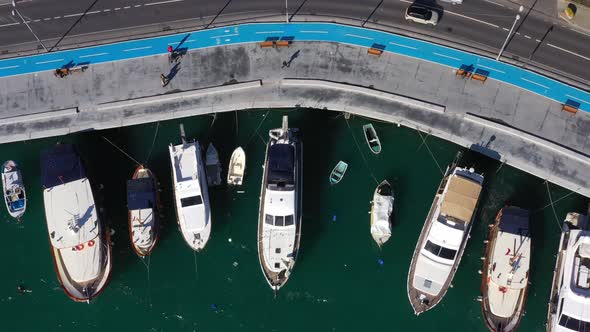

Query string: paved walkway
1 41 590 196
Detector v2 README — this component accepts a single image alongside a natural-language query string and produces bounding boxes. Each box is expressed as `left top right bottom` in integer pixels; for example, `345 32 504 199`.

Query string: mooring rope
415 130 444 176
545 181 563 232
101 136 142 167
245 110 271 148
145 121 160 165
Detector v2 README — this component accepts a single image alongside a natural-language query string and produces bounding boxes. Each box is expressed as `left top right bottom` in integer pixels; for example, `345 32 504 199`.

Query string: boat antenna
180 123 187 145
101 136 142 167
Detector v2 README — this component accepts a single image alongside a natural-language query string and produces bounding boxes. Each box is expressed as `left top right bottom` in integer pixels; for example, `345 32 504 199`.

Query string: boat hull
370 180 393 247
227 147 246 186
128 166 160 257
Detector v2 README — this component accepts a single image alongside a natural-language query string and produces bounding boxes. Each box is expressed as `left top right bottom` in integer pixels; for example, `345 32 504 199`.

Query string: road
0 0 588 85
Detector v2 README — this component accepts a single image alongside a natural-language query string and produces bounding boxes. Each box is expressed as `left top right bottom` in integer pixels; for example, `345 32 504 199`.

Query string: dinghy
169 124 212 251
329 161 348 185
363 123 381 154
2 160 26 220
127 165 160 257
370 180 394 247
258 116 302 293
205 143 222 187
227 147 246 186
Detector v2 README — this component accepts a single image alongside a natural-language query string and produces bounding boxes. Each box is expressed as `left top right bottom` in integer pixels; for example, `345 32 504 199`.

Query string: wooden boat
370 180 394 247
205 143 222 187
363 123 381 154
257 116 302 294
2 160 26 220
329 161 348 185
481 207 530 332
127 165 160 257
227 147 246 186
407 166 484 315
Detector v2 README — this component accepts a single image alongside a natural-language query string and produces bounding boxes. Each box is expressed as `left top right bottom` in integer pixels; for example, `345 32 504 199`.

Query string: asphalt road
0 0 589 85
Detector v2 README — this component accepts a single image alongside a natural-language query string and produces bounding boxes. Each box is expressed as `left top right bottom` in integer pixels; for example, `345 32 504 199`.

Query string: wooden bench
368 48 383 56
276 40 290 47
456 65 473 78
260 41 275 48
471 73 487 82
562 104 578 114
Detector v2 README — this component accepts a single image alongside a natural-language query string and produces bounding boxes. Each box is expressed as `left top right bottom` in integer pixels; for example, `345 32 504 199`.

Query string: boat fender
487 276 491 284
378 258 384 266
88 240 95 247
75 244 84 251
499 286 508 293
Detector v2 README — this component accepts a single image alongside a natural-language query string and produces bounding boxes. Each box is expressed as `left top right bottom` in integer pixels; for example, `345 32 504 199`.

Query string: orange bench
260 41 275 48
367 48 383 56
471 73 487 83
276 40 290 47
562 104 578 114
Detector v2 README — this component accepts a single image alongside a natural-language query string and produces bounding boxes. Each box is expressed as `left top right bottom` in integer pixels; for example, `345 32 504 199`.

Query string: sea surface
0 109 586 332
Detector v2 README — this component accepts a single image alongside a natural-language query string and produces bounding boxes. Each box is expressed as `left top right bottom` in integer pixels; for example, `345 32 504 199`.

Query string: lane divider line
433 52 460 61
566 94 590 105
123 46 152 52
145 0 185 6
477 64 505 74
0 65 19 70
255 31 284 34
35 59 64 65
79 52 109 58
210 33 239 39
445 11 500 28
389 42 417 50
521 77 549 90
0 22 19 27
63 13 83 18
345 33 374 40
299 30 328 33
547 43 590 62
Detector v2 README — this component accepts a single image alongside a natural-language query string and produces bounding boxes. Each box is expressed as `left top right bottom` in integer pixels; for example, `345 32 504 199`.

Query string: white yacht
547 212 590 332
2 160 26 220
41 144 112 302
407 165 484 315
481 206 531 332
257 116 302 293
127 165 159 257
169 124 211 251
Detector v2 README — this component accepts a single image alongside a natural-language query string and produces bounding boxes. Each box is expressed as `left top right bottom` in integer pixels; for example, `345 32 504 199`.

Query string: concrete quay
1 41 590 197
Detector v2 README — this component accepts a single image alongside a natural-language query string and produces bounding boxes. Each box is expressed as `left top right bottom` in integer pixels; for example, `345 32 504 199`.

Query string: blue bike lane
1 22 588 112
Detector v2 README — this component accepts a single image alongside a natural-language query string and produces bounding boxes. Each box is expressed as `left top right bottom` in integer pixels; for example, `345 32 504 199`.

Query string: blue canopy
268 143 295 185
127 177 156 210
40 144 85 188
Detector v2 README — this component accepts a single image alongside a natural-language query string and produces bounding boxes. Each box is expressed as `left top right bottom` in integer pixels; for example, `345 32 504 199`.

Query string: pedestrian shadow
167 63 181 81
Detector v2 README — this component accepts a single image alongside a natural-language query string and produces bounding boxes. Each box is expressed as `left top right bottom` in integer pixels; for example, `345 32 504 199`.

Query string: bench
562 99 580 114
276 40 290 47
260 41 275 48
367 48 383 56
471 69 489 83
456 64 473 78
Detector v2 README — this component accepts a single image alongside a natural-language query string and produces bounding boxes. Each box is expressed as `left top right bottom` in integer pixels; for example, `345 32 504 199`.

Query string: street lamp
11 0 48 52
496 5 524 61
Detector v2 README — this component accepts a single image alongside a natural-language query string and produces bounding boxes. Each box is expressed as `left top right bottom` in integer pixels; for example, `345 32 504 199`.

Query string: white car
405 5 439 26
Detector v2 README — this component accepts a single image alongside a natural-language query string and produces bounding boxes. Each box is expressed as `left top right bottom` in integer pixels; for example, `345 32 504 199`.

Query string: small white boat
169 124 211 251
2 160 26 220
329 161 348 185
227 147 246 186
363 123 381 154
481 206 530 332
370 180 394 247
407 165 484 315
258 116 302 293
547 212 590 332
127 165 159 257
205 143 222 187
41 144 112 302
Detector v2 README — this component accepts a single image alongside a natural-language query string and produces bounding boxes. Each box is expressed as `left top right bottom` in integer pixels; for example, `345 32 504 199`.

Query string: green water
0 109 586 332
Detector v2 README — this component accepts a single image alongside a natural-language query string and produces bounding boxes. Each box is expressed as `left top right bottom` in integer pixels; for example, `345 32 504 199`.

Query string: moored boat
547 212 590 332
127 165 160 257
481 206 531 332
407 165 484 315
257 116 302 293
329 161 348 185
205 143 222 187
370 180 394 247
169 125 211 251
2 160 26 220
227 147 246 186
363 123 381 154
41 144 112 302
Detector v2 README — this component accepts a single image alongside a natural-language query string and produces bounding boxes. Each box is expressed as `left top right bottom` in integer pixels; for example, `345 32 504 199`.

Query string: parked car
405 5 439 26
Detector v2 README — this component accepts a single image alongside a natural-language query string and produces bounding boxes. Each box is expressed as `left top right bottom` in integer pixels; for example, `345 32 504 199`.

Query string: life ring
75 244 84 251
88 240 95 247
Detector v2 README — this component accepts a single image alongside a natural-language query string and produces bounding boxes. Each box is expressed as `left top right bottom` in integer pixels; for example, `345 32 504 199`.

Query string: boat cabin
267 144 295 191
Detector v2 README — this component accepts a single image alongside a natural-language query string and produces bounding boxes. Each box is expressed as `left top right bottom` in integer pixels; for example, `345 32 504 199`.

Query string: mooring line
545 181 563 232
193 250 199 284
245 110 271 148
345 118 379 185
139 255 153 307
145 121 160 165
415 130 444 176
536 186 582 212
101 136 142 166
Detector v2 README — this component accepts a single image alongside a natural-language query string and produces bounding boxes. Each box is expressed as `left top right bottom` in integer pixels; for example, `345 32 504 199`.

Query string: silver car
405 5 439 26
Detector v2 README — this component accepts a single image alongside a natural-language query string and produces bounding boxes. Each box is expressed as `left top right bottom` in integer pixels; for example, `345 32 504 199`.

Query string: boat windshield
424 240 457 260
559 314 590 331
181 195 202 207
265 214 295 226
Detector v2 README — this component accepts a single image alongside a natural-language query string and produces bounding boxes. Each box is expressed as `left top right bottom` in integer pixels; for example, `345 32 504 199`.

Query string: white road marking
477 64 505 74
145 0 184 6
524 35 531 39
43 18 51 21
35 58 64 64
0 65 19 70
433 52 461 61
389 42 417 50
299 30 328 34
445 11 500 28
225 38 231 42
210 33 239 38
254 31 285 34
86 10 101 14
53 16 62 19
521 77 549 90
345 33 373 40
103 9 110 12
0 22 19 28
134 5 142 8
114 7 121 10
124 46 152 52
535 39 541 43
33 19 40 22
502 27 509 31
484 0 505 7
566 95 590 105
64 13 83 18
124 6 131 9
79 52 109 58
547 43 590 62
